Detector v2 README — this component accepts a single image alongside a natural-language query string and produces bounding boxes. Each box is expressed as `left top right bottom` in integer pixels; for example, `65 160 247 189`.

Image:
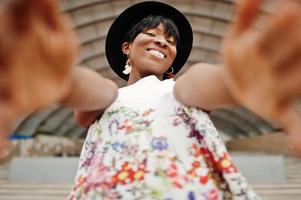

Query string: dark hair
123 15 180 46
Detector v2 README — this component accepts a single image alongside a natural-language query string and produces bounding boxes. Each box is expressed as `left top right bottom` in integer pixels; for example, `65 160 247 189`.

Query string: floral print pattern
69 76 260 200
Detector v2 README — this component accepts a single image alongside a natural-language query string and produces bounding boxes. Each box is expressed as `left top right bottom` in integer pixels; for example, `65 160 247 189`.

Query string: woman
69 2 259 199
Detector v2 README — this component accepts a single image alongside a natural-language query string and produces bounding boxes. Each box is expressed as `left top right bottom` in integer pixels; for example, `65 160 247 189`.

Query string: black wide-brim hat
105 1 193 81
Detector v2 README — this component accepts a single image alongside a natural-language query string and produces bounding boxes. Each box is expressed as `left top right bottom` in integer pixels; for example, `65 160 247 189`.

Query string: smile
147 49 166 59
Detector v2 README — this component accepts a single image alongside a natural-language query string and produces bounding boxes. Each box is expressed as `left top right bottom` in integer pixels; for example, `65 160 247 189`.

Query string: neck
128 67 158 85
127 68 163 85
127 69 143 85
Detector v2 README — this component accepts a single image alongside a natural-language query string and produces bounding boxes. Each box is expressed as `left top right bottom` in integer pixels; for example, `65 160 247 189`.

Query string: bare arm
59 67 118 111
73 110 105 128
59 67 118 126
174 63 236 111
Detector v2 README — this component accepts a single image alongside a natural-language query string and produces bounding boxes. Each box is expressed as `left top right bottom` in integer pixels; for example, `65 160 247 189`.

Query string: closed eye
167 40 176 46
144 32 156 37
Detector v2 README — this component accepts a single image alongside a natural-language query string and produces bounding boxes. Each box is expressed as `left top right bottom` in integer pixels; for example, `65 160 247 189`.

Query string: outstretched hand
0 0 78 134
222 0 301 151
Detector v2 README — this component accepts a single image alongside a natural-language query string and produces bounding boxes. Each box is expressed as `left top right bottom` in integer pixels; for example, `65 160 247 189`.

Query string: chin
137 59 169 75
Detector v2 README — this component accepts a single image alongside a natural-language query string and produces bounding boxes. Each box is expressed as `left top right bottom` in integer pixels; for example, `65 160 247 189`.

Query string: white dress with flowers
69 75 260 200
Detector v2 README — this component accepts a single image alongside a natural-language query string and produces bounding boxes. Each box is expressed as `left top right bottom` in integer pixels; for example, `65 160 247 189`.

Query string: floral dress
69 75 260 200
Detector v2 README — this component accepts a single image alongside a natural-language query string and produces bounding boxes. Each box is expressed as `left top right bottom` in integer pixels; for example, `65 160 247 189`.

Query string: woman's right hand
0 0 78 134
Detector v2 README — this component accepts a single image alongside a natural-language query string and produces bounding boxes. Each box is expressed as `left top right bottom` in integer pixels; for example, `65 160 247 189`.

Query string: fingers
0 110 12 162
30 0 65 31
231 0 262 36
0 94 12 161
276 59 301 98
280 104 301 134
0 138 11 162
257 3 301 69
280 104 301 154
272 35 301 74
0 103 17 135
254 2 301 101
6 0 62 31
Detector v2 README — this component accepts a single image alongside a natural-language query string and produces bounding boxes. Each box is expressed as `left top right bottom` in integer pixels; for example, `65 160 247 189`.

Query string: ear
122 42 131 55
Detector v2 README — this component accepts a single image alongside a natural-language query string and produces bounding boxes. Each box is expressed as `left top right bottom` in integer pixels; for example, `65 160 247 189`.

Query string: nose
154 36 167 47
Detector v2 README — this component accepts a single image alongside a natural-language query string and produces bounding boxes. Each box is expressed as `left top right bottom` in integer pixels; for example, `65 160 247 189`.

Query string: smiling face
122 23 177 78
120 15 180 83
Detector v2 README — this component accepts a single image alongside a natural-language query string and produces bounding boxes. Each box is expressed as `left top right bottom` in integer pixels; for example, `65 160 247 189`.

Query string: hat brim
105 1 193 81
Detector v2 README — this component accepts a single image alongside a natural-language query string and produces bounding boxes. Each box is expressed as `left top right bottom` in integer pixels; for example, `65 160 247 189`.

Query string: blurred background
0 0 300 199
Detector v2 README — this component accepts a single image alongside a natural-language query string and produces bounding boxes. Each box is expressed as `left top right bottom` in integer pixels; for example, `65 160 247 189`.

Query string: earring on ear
164 67 174 80
123 59 132 75
123 54 132 75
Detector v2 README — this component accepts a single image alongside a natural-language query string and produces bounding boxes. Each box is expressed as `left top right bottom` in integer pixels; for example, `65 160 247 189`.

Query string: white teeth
148 49 165 59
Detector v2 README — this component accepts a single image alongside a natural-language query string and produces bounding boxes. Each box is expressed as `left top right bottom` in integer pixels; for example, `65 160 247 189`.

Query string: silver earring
164 67 174 80
123 59 132 75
